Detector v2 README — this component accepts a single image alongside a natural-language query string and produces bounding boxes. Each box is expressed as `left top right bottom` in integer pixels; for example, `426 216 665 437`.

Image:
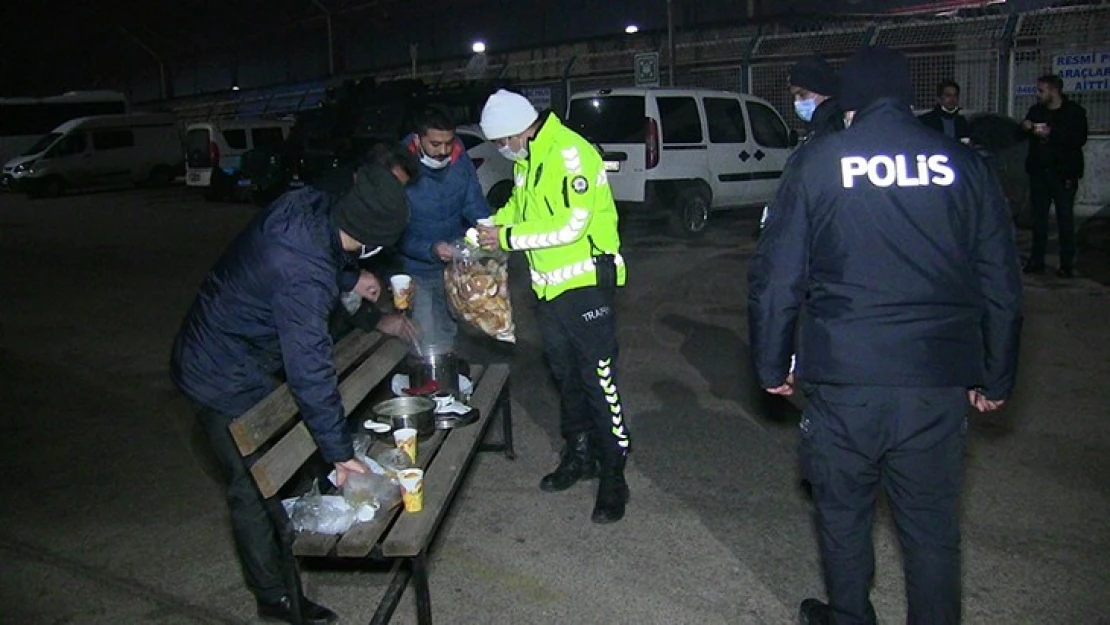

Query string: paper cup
390 274 414 310
394 427 418 463
398 468 424 513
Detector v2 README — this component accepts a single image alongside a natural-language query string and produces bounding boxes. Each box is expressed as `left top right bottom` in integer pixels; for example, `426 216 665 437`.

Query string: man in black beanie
170 143 415 624
788 54 844 140
749 45 1023 625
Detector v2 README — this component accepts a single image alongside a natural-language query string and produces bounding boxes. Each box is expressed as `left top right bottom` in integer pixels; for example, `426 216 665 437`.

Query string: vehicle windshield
22 132 62 156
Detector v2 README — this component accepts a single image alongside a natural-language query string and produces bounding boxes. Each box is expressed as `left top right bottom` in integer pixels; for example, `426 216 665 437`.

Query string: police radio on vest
840 154 956 188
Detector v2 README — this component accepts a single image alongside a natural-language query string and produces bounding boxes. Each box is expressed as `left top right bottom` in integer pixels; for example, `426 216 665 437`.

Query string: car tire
669 184 710 238
486 180 514 211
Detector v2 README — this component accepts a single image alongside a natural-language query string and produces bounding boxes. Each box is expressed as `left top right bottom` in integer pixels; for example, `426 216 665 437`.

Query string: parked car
2 113 181 198
456 124 514 209
566 88 797 236
185 119 293 201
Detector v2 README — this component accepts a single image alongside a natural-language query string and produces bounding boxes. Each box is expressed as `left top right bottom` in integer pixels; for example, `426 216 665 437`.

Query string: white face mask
418 146 450 170
357 245 383 259
497 136 529 162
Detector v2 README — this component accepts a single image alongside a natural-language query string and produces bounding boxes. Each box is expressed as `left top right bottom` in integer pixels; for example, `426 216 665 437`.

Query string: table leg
413 552 433 625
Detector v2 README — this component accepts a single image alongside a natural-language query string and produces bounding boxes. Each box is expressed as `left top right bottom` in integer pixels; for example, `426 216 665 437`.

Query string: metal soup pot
406 349 460 398
372 396 436 437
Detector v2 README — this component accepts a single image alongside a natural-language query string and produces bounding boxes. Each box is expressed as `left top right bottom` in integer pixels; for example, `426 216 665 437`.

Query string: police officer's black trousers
1028 171 1078 270
800 384 967 625
536 286 630 462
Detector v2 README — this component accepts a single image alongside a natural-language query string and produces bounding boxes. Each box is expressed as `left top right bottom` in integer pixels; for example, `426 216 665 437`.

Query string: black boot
591 456 630 524
257 595 339 624
539 432 598 492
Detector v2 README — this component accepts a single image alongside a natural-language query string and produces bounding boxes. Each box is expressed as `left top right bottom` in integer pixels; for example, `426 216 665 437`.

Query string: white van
185 119 293 200
566 88 797 236
1 113 181 198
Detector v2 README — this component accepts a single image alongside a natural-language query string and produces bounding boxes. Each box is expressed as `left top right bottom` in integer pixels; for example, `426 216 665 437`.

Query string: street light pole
119 27 168 100
310 0 335 76
666 0 676 86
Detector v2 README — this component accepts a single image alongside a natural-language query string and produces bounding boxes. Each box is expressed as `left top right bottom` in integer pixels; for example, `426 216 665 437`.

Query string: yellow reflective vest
492 113 627 300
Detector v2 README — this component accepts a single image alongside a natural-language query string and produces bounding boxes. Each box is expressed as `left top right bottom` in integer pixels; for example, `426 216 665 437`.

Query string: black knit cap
839 45 915 112
332 163 410 249
788 55 838 97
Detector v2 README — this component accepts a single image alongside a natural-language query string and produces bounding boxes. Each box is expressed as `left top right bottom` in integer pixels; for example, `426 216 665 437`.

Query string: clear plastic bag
444 238 515 343
341 470 398 511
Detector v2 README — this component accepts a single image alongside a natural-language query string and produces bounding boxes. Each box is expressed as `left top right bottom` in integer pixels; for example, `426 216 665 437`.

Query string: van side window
705 98 747 143
251 127 285 150
657 97 703 144
50 133 87 158
222 129 248 150
747 102 791 148
93 129 135 151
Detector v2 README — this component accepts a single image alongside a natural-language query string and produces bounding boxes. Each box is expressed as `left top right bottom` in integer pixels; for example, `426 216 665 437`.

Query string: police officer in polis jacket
476 90 631 523
748 46 1023 625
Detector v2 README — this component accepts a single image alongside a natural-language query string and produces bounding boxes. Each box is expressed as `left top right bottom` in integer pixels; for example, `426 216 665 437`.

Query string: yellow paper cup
390 274 414 310
398 468 424 513
394 427 418 463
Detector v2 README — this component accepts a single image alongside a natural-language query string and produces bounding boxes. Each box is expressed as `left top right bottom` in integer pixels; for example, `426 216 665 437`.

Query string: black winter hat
839 45 915 112
333 164 410 249
788 55 838 97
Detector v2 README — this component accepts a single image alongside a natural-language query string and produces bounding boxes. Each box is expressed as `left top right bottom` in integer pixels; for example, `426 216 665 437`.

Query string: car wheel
486 180 514 211
669 185 710 237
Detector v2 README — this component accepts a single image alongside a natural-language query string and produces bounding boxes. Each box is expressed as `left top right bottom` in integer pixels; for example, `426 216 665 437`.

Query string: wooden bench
228 329 514 625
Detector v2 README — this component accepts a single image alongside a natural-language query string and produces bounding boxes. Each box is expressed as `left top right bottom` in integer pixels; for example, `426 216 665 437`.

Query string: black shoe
1023 261 1045 274
258 595 339 625
799 598 832 625
540 432 599 492
1056 267 1074 278
591 456 630 524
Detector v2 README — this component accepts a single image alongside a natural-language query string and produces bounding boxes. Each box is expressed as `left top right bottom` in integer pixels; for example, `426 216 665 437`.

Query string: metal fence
166 4 1110 135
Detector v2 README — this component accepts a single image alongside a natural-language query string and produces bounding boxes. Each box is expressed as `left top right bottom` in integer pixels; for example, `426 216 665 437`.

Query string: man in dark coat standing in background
919 80 972 143
788 54 845 141
1021 73 1088 278
750 46 1023 624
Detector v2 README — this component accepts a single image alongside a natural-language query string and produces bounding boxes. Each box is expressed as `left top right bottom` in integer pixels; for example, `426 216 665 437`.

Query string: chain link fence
167 4 1109 135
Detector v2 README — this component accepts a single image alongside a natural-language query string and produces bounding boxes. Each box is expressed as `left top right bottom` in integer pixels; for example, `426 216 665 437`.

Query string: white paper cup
390 274 414 310
397 468 424 512
393 427 418 462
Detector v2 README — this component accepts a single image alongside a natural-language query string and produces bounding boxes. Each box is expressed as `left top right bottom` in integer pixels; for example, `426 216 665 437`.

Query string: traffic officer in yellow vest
476 89 630 523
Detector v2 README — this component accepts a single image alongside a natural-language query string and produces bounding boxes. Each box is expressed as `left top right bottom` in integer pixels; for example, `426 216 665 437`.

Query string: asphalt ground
1 186 1107 624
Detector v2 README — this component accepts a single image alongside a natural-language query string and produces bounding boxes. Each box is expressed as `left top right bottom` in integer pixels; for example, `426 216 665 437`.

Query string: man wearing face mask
397 109 491 351
170 144 417 624
788 55 844 142
476 89 631 524
919 80 971 144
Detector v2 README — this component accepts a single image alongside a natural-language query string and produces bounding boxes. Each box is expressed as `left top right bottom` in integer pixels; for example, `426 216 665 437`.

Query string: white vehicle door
743 100 794 204
90 129 136 188
703 96 755 207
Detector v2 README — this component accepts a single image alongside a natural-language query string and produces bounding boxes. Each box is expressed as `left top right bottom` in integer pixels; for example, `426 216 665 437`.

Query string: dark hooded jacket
749 97 1024 400
171 182 405 463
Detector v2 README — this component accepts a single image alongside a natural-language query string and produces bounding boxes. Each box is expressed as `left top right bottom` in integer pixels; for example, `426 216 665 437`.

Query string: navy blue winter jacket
397 134 490 277
749 98 1023 400
171 187 360 463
